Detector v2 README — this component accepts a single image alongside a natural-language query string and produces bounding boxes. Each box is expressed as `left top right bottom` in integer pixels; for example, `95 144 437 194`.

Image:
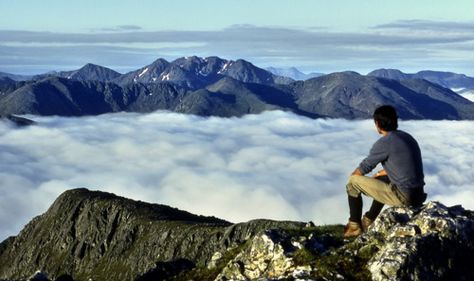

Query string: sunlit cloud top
1 111 473 241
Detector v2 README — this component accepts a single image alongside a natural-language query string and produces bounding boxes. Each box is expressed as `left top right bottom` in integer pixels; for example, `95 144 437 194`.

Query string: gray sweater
359 130 425 193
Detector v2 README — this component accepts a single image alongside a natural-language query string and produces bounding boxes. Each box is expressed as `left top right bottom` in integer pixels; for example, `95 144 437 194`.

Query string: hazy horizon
1 0 474 76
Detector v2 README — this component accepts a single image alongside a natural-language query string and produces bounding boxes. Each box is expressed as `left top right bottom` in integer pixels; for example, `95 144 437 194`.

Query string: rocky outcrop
0 114 35 126
211 201 474 281
214 229 337 280
0 189 304 281
0 189 472 281
364 201 474 281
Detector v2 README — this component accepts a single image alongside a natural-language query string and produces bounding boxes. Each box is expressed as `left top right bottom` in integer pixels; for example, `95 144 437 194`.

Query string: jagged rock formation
112 56 292 88
0 189 304 281
0 189 472 281
211 201 474 281
364 201 474 281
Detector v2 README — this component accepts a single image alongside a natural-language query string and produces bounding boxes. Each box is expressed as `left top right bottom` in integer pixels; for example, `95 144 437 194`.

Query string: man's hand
373 169 387 178
351 168 363 176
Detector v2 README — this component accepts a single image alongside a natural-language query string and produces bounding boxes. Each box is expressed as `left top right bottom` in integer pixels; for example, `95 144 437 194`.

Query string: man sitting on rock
344 105 426 237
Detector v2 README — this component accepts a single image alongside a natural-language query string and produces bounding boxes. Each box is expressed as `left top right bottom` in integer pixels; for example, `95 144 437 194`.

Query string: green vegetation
309 244 374 280
168 224 377 281
170 240 251 281
285 224 375 281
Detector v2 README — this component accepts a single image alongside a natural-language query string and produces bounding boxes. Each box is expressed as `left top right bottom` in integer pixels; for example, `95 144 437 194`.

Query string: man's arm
359 138 389 175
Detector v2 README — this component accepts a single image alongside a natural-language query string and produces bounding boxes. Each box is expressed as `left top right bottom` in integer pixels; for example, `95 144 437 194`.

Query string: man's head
373 105 398 132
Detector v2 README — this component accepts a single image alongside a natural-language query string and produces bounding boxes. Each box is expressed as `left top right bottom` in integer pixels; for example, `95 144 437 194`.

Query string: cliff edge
0 188 472 281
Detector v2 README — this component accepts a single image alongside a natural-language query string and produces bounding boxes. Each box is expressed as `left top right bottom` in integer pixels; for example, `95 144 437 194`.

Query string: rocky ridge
368 68 474 90
0 189 473 281
0 189 304 281
211 201 474 281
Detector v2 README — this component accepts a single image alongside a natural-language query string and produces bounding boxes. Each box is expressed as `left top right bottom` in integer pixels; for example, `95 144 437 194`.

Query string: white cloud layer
1 111 473 241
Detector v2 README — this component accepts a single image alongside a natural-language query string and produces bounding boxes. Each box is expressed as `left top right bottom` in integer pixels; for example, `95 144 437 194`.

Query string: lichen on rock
362 201 474 281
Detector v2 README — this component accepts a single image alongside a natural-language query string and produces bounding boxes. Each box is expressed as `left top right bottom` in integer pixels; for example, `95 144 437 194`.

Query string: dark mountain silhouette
0 77 22 96
113 56 292 88
289 71 474 120
0 114 35 126
113 58 170 85
0 77 123 116
57 63 122 82
0 58 473 119
1 71 473 119
368 68 474 90
0 72 32 81
27 64 121 82
0 76 311 118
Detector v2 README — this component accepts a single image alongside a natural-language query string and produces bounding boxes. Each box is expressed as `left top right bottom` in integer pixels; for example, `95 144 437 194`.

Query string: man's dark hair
373 105 398 131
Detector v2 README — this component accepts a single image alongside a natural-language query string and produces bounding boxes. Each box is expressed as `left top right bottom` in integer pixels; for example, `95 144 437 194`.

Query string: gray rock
363 201 474 281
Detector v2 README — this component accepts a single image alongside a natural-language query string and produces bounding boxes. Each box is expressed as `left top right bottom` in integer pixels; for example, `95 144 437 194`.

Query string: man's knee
346 175 361 197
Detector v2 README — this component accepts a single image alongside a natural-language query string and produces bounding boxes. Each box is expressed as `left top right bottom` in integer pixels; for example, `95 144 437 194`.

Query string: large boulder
364 201 474 281
213 201 474 281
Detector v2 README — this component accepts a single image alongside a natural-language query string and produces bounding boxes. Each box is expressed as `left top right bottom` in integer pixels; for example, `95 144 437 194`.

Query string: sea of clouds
1 111 473 241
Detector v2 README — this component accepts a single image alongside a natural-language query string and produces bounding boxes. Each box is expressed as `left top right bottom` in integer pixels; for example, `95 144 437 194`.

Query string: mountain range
1 57 474 120
368 68 474 90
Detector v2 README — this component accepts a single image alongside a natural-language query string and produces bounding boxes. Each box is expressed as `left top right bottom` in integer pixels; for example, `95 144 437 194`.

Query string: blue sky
1 0 474 75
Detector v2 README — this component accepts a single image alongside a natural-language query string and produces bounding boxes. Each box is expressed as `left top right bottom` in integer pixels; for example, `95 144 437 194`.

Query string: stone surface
0 189 473 281
0 189 304 281
362 201 474 281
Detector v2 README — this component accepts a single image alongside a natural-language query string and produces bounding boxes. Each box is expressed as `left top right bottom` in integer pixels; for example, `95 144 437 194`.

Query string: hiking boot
343 221 362 238
362 215 374 232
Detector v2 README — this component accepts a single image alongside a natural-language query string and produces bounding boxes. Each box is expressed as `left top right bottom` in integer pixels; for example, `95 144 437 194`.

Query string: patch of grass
282 224 345 239
169 240 251 281
292 248 318 265
283 224 375 280
308 240 377 281
167 224 377 281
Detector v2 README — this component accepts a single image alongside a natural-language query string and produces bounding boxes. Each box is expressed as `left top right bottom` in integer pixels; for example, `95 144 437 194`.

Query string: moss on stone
170 240 251 281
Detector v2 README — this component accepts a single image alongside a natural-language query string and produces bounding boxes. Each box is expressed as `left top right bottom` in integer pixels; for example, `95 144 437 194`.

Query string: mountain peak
367 68 412 80
50 188 231 224
80 63 101 69
61 63 121 82
0 188 304 280
369 69 474 89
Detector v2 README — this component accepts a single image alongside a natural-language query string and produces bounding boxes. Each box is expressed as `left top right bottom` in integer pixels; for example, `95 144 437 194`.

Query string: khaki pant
346 175 408 206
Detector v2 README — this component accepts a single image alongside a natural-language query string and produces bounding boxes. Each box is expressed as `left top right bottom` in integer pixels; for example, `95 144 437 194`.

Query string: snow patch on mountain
452 87 474 102
138 67 149 78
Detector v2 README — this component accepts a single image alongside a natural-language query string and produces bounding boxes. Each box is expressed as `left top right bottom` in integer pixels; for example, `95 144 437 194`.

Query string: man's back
382 130 424 192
